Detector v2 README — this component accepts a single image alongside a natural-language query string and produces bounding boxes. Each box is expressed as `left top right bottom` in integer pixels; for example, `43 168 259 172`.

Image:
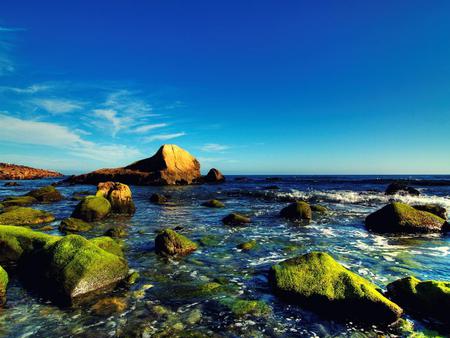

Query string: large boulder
0 206 55 226
0 163 62 180
412 204 447 220
155 229 197 257
26 185 63 203
365 202 448 233
71 196 111 222
385 182 420 196
67 144 201 186
96 182 135 214
280 201 312 221
387 276 450 327
203 168 225 183
0 265 8 306
269 252 402 324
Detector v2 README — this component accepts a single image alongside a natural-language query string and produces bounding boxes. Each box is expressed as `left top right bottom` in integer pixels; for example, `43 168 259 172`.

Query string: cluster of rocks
0 163 62 180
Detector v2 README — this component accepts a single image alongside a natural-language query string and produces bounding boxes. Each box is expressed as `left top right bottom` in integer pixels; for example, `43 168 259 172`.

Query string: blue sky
0 1 449 174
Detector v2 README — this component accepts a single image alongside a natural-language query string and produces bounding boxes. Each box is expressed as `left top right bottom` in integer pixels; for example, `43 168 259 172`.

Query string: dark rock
280 201 312 221
26 185 63 203
104 226 128 238
201 199 225 208
59 218 93 233
385 182 420 196
203 168 225 183
4 182 20 187
150 193 168 204
155 229 197 257
222 213 251 226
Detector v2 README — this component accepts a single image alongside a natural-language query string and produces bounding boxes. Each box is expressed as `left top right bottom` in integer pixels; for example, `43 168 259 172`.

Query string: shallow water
0 175 449 337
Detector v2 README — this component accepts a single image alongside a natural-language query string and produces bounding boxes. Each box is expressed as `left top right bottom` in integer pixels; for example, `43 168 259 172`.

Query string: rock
0 265 8 306
311 204 328 213
387 276 450 327
0 206 55 226
201 199 224 208
4 182 20 187
365 202 448 233
203 168 225 183
71 190 91 201
237 240 257 251
71 196 111 222
38 225 54 232
89 236 124 257
150 193 168 204
269 252 402 324
59 218 93 233
155 229 197 257
280 201 312 221
385 182 420 196
91 297 127 316
1 196 37 207
104 226 128 238
412 204 447 219
26 185 63 203
222 213 251 226
127 271 140 285
67 144 201 186
220 298 271 317
96 182 135 215
0 163 62 180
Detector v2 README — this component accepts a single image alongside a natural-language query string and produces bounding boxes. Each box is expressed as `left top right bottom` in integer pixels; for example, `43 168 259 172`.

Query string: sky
0 0 449 175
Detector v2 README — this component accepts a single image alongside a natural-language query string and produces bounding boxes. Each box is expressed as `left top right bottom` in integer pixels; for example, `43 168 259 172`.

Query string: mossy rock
269 252 402 324
387 276 450 327
59 218 93 233
198 235 221 247
89 236 124 257
365 202 448 233
155 229 197 257
96 182 135 215
1 195 37 207
71 195 111 222
127 271 140 285
201 199 225 208
311 204 328 213
412 204 447 220
220 297 271 317
237 240 257 251
0 206 55 226
0 265 8 306
150 193 168 204
26 185 63 203
280 201 312 221
104 226 128 238
222 213 251 226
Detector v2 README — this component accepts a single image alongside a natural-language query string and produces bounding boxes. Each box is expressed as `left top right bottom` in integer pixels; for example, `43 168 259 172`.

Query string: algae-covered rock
71 195 111 222
387 276 450 327
280 201 312 221
150 193 168 204
0 206 55 226
220 297 271 317
222 213 251 226
269 252 402 324
311 204 328 213
155 229 197 257
104 226 128 238
89 236 124 257
365 202 448 233
59 218 93 233
412 204 447 220
201 199 225 208
237 240 257 251
26 185 63 203
1 195 37 207
96 181 135 215
0 265 8 306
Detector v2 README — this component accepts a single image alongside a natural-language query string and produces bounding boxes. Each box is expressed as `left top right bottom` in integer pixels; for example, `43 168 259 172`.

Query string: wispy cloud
0 84 50 94
200 143 230 153
143 132 186 142
132 123 168 133
0 27 25 32
33 98 83 114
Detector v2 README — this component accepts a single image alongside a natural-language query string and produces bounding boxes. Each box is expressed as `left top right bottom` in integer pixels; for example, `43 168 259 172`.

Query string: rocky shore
0 163 62 180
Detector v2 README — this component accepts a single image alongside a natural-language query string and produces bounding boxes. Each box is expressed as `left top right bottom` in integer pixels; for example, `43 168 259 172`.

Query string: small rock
155 229 197 257
150 193 168 204
385 182 420 196
201 199 224 208
203 168 225 183
222 213 251 226
4 182 20 187
104 226 128 238
26 185 63 203
59 218 93 233
71 195 111 222
237 240 257 251
280 201 312 221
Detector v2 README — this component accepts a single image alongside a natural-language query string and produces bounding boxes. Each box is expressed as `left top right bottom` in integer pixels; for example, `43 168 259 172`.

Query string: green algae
89 236 124 257
220 297 271 317
59 217 93 233
71 195 111 222
0 206 55 226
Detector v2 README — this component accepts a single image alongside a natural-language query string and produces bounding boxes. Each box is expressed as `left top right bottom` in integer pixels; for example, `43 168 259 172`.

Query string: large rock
0 163 62 180
71 196 111 222
67 144 201 186
155 229 197 257
269 252 402 324
0 206 55 226
387 276 450 327
96 182 135 214
280 201 312 221
365 202 448 233
0 265 8 306
412 204 447 219
59 218 93 233
203 168 225 183
26 185 63 203
1 196 37 207
385 182 420 196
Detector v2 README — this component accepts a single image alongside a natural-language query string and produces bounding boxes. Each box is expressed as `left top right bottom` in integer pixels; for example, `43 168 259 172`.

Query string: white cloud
143 132 186 142
200 143 230 153
0 113 141 163
0 84 50 94
93 108 133 136
133 123 168 133
33 98 83 114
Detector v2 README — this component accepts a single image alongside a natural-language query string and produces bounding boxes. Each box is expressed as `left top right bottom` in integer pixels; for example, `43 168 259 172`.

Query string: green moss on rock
365 202 447 233
155 229 197 257
237 240 257 251
222 213 251 226
104 226 128 238
412 204 447 220
280 201 312 221
220 297 271 317
59 218 92 233
89 236 124 257
71 195 111 222
26 185 63 203
269 251 402 324
1 195 37 207
387 276 450 326
0 265 8 306
0 206 55 226
201 199 225 208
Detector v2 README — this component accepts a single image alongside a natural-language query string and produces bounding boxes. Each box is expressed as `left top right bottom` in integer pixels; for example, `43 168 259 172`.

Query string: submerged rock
222 213 251 226
59 218 93 233
0 163 62 180
26 185 63 203
1 195 37 207
96 182 135 215
0 206 55 226
67 144 201 186
203 168 225 183
155 229 197 257
269 252 402 324
150 193 168 204
201 199 225 208
104 226 128 238
385 182 420 196
365 202 448 233
220 297 271 317
0 265 8 306
71 196 111 222
387 276 450 327
280 201 312 221
91 296 128 316
237 240 257 251
4 182 20 187
412 204 447 220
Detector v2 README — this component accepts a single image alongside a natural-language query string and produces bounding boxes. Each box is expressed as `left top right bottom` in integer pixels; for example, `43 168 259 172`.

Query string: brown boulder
96 182 135 214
